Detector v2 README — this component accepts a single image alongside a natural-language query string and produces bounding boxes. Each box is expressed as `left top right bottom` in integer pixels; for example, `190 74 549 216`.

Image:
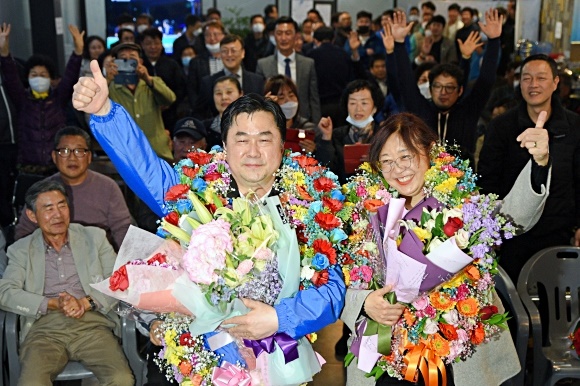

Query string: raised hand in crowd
389 11 414 44
73 60 111 116
0 23 11 57
458 30 483 59
478 8 504 40
380 23 395 54
68 24 85 56
348 30 361 60
318 116 333 141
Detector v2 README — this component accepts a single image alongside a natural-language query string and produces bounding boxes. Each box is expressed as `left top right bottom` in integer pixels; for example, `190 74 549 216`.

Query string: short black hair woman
340 112 551 386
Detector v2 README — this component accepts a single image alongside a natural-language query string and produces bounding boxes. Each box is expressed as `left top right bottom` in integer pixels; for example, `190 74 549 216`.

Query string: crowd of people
0 1 579 385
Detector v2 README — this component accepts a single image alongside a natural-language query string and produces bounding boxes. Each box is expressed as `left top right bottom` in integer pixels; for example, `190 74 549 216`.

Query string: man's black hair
428 15 446 28
275 16 299 32
250 14 264 25
522 54 558 78
185 14 201 27
264 4 277 16
448 3 461 12
421 1 436 11
369 54 386 69
54 126 92 150
313 26 334 42
356 10 373 20
428 63 464 89
140 27 163 41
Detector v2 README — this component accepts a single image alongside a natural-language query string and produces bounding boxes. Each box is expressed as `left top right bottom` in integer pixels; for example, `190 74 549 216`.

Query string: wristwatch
86 295 97 311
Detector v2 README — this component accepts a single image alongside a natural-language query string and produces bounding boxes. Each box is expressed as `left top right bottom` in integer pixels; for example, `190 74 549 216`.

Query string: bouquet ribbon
362 291 397 356
400 330 446 386
243 332 299 364
211 361 252 386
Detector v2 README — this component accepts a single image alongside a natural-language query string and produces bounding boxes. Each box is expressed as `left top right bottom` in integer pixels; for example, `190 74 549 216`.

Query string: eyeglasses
431 84 458 93
378 154 415 173
55 148 90 158
220 48 241 56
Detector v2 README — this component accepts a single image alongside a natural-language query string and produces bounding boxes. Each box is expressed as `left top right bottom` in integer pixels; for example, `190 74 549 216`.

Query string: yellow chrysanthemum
291 205 308 221
165 329 177 345
367 185 379 198
164 346 181 366
442 273 466 289
342 267 351 286
412 227 432 243
434 177 458 194
359 162 373 173
293 171 306 185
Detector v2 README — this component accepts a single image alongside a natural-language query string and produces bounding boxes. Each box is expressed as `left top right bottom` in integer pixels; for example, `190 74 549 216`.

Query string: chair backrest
0 310 5 386
11 173 45 224
517 246 580 347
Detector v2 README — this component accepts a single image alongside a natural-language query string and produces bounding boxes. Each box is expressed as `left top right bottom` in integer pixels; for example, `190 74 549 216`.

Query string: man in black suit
186 20 226 116
196 35 265 119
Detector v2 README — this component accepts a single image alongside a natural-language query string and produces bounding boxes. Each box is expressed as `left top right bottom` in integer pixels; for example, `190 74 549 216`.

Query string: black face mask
357 26 370 35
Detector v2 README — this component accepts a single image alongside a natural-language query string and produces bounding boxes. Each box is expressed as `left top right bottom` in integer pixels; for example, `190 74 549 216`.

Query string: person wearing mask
135 13 154 37
110 13 136 50
243 14 275 73
344 11 385 69
140 27 185 134
186 20 226 117
410 2 436 59
80 36 106 77
202 75 243 149
197 34 264 119
316 79 383 182
257 17 321 123
104 42 175 162
175 45 195 76
415 61 436 100
443 3 464 42
0 23 84 175
172 14 202 63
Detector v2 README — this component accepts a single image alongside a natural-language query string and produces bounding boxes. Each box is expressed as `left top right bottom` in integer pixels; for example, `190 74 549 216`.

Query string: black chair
517 246 580 386
5 312 147 385
495 265 529 386
10 173 45 224
0 310 6 386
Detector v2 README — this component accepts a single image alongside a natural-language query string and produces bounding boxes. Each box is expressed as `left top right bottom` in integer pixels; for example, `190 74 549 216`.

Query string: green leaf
344 352 355 367
421 209 430 227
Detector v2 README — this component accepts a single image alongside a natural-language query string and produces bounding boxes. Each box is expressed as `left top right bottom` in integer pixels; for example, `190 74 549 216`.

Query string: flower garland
342 144 515 383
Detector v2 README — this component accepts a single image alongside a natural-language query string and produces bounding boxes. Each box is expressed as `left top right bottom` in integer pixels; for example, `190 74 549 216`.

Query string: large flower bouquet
343 145 516 385
104 148 344 385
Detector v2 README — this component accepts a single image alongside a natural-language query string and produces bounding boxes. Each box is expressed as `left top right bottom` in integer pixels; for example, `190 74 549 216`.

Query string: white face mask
121 24 135 32
137 24 148 34
424 29 433 38
280 101 299 119
252 23 265 33
206 42 221 54
269 35 276 46
182 56 193 67
29 76 51 93
418 82 431 99
102 68 107 77
408 15 420 23
346 114 374 129
193 28 202 37
513 80 520 89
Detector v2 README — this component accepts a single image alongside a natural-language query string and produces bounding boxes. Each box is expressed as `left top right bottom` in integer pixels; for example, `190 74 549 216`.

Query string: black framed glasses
431 84 458 93
55 148 90 158
379 154 415 173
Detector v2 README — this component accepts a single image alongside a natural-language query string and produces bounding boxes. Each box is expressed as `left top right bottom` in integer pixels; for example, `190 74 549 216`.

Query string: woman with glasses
342 112 551 386
316 79 383 183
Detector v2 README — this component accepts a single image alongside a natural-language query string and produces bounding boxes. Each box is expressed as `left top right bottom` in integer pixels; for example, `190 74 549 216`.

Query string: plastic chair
5 311 147 386
516 246 580 386
495 265 529 386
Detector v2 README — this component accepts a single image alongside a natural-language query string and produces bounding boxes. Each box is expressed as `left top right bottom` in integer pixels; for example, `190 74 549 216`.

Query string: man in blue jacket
71 60 345 345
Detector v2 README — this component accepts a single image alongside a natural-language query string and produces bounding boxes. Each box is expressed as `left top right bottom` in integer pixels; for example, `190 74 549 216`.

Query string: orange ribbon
398 330 447 386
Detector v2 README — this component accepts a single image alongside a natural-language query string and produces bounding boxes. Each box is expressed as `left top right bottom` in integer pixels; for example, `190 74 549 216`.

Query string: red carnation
313 177 335 192
182 166 199 179
443 217 463 237
207 203 217 214
479 305 499 321
295 225 309 244
305 165 323 176
179 332 195 347
165 184 190 201
341 253 354 265
147 253 167 265
164 211 179 226
314 212 341 230
322 197 343 212
204 172 222 181
109 265 129 291
294 155 318 168
312 269 329 286
187 152 213 165
313 239 337 265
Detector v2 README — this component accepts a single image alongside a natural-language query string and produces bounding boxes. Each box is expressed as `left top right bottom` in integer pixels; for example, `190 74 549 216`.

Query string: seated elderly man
0 179 133 385
15 126 131 251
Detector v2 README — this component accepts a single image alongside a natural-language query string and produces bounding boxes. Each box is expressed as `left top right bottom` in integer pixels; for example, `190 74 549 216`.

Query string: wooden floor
309 320 347 386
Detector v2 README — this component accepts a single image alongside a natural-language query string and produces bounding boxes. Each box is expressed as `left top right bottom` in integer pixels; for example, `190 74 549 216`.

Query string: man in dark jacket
387 9 502 157
479 54 580 282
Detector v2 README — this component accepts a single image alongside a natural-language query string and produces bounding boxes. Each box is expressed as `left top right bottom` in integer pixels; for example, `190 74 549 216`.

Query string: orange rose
470 323 485 344
190 373 203 386
403 308 416 326
466 265 481 281
430 334 451 357
439 323 458 340
363 199 385 212
296 185 314 201
429 292 456 311
179 361 193 376
457 298 479 317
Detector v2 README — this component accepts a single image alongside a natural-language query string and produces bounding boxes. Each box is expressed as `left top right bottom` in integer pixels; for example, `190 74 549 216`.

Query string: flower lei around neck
157 147 347 291
341 143 516 381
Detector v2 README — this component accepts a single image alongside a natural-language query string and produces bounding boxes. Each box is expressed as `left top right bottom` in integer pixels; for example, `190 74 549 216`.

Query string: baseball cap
111 42 142 57
173 117 207 141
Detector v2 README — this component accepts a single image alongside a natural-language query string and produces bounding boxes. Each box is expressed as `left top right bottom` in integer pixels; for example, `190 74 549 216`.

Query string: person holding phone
104 42 175 162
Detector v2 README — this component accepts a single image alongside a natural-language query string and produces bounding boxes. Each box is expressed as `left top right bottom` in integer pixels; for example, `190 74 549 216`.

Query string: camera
113 58 138 85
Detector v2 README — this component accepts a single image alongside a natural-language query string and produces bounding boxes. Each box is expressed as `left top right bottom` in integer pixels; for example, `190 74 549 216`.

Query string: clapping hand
478 8 503 40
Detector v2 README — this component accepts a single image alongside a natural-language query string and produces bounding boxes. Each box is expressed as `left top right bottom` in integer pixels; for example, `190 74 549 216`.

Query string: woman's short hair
264 75 299 102
341 79 384 114
25 54 57 79
213 75 242 94
368 112 438 173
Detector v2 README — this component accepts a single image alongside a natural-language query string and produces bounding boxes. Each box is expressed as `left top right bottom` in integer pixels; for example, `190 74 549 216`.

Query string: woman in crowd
316 79 383 182
80 35 106 76
203 75 243 149
342 112 551 385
